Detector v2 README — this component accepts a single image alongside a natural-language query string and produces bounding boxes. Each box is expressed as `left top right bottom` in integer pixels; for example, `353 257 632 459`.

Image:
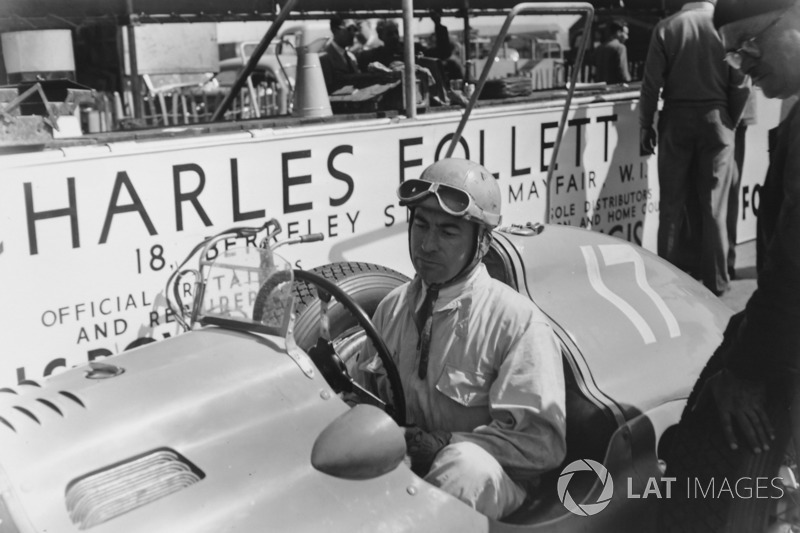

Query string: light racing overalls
358 265 567 519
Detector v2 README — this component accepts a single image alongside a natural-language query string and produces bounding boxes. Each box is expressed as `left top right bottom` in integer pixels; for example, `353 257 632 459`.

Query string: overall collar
410 263 487 314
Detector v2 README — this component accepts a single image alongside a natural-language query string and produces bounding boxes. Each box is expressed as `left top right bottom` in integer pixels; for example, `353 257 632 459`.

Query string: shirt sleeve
727 109 800 379
639 26 666 129
450 318 567 480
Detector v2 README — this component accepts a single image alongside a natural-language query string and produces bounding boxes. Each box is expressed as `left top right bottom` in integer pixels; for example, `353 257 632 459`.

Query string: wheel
292 262 410 355
290 262 410 425
658 312 798 532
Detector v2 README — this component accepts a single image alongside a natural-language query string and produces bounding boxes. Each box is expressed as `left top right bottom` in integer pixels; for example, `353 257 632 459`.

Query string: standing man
357 159 567 519
658 4 799 529
319 14 361 93
705 0 800 454
639 0 750 296
594 19 631 84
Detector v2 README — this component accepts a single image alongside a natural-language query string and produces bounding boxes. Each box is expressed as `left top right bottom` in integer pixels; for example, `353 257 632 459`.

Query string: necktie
416 285 439 379
345 51 356 73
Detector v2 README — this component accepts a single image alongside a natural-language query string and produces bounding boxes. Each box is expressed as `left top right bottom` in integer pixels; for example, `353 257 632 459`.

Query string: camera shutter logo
557 459 614 516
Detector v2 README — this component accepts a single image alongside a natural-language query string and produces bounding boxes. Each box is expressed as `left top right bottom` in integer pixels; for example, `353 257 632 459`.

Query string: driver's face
410 201 476 285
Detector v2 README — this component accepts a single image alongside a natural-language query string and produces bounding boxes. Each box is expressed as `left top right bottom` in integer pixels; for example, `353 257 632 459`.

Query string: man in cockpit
357 158 567 519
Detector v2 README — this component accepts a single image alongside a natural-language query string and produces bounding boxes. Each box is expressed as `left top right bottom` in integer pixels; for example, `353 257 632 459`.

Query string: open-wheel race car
2 0 798 529
3 216 776 533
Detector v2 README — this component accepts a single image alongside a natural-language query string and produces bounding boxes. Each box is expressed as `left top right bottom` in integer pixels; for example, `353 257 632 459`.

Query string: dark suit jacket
319 42 360 93
594 38 630 84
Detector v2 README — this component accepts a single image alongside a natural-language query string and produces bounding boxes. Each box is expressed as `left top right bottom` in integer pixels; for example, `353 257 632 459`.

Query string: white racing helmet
397 158 502 228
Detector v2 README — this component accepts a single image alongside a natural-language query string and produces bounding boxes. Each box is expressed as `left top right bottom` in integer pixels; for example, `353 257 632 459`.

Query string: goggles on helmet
397 178 501 227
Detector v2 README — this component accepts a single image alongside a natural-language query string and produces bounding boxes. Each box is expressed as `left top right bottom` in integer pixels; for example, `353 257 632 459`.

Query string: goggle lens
398 179 435 199
438 187 470 213
398 179 472 215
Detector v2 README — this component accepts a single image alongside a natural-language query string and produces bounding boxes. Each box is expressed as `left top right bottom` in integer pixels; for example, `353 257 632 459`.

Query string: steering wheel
255 269 406 426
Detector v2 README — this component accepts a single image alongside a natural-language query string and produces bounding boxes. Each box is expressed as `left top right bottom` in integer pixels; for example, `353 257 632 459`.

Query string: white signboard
0 94 765 386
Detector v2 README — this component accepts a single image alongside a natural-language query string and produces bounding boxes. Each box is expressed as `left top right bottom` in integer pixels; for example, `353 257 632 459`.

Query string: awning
0 0 671 32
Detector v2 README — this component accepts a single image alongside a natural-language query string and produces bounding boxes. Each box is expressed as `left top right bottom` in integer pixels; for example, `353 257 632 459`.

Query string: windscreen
198 245 294 337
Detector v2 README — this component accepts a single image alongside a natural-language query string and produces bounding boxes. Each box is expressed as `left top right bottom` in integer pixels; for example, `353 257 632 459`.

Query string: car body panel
0 223 733 531
0 327 487 532
495 225 731 418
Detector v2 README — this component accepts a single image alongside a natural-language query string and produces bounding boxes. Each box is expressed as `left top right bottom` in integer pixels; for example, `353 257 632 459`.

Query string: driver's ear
477 227 492 258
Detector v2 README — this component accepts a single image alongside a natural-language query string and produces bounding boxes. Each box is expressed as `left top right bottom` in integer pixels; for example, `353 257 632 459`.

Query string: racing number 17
580 244 680 344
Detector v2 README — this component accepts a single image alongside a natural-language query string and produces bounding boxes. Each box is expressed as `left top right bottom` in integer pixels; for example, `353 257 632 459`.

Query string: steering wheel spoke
349 382 388 412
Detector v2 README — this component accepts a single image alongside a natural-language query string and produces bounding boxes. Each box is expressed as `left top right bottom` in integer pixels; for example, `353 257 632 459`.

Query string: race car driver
356 158 567 519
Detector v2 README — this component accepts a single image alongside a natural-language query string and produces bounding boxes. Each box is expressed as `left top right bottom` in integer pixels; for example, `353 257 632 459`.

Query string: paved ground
719 239 758 314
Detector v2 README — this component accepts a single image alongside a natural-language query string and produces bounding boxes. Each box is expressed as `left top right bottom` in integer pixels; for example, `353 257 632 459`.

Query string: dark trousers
657 106 736 294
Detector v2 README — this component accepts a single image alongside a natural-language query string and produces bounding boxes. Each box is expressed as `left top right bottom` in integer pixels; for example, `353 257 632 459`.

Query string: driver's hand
699 369 775 453
404 426 451 477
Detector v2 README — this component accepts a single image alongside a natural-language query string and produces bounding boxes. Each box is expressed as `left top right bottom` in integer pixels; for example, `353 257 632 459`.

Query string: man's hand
700 369 775 453
404 426 451 476
640 126 657 155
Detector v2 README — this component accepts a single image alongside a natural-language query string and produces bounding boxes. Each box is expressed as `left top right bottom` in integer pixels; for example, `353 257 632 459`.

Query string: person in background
418 11 462 72
357 13 457 72
357 19 403 70
594 19 631 84
639 0 751 296
356 158 566 519
319 14 361 93
349 20 370 54
704 0 800 454
417 12 465 105
444 38 466 82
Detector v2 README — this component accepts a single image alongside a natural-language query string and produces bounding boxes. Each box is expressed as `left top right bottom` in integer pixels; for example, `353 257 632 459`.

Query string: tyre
291 262 410 366
252 270 294 327
658 313 798 532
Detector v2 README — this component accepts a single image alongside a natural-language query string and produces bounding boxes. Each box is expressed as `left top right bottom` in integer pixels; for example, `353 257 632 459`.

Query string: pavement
719 239 758 314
